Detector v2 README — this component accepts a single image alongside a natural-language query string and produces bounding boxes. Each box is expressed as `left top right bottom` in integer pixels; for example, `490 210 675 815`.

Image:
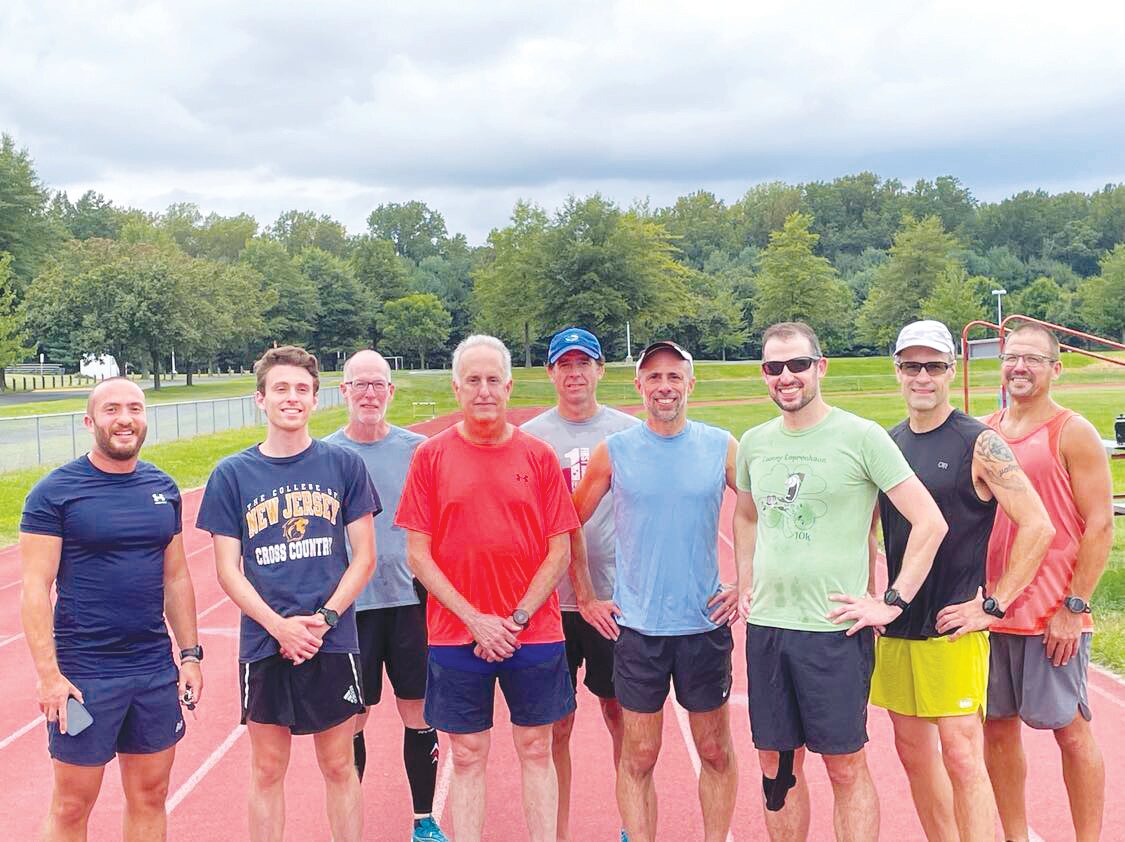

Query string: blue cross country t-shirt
20 457 182 679
196 439 381 663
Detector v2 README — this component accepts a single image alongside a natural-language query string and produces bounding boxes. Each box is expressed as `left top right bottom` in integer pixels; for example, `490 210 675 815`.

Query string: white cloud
2 0 1124 243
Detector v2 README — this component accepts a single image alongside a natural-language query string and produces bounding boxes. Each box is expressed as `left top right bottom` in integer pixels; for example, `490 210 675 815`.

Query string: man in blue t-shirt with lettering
197 346 380 842
20 377 204 841
574 341 740 842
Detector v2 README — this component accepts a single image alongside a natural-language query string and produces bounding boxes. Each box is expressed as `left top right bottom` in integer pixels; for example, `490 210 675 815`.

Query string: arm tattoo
974 430 1028 491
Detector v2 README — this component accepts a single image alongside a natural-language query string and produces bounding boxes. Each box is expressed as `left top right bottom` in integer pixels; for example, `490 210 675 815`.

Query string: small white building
80 354 120 379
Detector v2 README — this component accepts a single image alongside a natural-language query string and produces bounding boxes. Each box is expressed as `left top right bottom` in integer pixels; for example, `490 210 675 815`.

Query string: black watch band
883 588 909 612
179 645 204 662
316 607 340 628
982 596 1005 619
1064 595 1092 614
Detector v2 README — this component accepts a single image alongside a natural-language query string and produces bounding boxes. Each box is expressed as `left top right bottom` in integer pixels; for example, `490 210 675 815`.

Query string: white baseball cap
894 320 956 355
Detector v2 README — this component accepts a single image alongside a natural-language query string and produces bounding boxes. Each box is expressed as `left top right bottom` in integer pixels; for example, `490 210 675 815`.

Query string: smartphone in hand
64 697 93 736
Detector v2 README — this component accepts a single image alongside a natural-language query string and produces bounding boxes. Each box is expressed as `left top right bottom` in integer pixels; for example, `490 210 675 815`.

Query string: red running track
0 408 1122 840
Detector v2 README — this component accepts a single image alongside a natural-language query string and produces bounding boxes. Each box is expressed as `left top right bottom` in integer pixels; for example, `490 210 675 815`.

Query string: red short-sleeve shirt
395 425 580 645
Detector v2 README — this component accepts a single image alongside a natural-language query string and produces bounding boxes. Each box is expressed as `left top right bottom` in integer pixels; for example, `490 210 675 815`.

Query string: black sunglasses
761 356 820 376
896 361 952 376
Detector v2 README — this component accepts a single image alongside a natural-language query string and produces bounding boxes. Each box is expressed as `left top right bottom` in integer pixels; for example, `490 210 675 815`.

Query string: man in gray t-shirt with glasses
522 327 639 842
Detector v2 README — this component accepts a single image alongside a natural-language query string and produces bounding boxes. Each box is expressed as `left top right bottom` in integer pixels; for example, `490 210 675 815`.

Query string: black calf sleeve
762 749 797 812
403 726 439 815
353 731 367 781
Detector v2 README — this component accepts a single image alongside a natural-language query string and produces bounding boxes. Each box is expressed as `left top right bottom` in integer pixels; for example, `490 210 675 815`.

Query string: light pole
992 288 1008 409
991 288 1007 327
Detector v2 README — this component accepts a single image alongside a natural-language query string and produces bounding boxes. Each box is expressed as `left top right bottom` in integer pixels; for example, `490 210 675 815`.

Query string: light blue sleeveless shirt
607 420 729 635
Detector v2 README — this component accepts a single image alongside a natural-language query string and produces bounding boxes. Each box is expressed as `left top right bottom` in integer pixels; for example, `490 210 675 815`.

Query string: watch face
1066 597 1088 613
883 589 898 606
512 609 530 626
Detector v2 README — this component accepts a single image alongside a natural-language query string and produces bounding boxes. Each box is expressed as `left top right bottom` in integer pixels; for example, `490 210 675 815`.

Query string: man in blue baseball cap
524 327 639 841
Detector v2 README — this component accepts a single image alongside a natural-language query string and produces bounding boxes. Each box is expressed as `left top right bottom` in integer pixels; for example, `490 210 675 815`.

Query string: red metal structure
960 314 1125 515
959 314 1125 411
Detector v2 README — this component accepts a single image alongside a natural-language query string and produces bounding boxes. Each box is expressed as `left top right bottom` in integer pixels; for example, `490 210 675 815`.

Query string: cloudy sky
3 0 1125 244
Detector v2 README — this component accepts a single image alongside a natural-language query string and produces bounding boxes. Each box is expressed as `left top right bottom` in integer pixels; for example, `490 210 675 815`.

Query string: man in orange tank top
982 323 1115 842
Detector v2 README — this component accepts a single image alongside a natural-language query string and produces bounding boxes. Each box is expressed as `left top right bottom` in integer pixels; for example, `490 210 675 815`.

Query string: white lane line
198 596 230 620
0 714 45 750
432 751 454 822
1091 663 1125 692
0 632 25 649
166 724 246 813
671 701 735 842
1089 682 1125 710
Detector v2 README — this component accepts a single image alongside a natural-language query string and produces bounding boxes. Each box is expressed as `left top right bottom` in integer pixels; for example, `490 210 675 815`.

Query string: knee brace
761 749 797 812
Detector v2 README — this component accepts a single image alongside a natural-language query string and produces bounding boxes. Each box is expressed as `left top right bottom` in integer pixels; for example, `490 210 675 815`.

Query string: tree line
1 133 1123 390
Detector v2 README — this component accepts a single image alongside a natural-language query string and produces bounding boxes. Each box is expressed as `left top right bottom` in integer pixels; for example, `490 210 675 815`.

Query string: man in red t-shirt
396 334 579 842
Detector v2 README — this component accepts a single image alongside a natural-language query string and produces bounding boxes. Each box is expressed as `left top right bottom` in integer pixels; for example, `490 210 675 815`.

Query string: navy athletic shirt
196 439 381 663
880 409 998 639
20 457 182 679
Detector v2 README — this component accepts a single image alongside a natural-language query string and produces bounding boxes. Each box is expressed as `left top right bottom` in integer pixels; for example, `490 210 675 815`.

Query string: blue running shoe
412 816 449 841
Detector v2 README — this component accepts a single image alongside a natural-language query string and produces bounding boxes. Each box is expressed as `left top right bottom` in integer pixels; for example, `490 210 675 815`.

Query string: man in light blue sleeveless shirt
325 350 447 842
575 340 740 842
522 327 640 842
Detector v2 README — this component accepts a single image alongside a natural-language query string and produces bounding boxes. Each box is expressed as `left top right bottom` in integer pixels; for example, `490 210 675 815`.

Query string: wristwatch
316 607 340 628
511 608 530 629
1064 595 1092 615
982 596 1006 619
179 645 204 662
883 588 910 612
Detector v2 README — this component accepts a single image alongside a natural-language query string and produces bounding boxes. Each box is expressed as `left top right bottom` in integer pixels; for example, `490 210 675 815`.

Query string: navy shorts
563 610 617 700
424 642 575 734
614 625 733 714
746 624 874 756
356 601 428 704
47 665 184 766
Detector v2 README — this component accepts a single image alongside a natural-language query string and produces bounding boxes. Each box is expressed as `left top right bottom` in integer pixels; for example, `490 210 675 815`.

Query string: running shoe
411 816 449 841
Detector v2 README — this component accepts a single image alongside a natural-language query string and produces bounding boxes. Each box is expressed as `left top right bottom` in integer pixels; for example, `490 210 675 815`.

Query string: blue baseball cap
547 328 603 365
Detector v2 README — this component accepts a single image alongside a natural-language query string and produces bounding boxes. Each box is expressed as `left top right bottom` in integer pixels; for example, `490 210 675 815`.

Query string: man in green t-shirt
733 321 948 840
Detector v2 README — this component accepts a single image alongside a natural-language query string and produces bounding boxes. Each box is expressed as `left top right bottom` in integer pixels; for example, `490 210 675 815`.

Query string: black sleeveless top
880 409 997 639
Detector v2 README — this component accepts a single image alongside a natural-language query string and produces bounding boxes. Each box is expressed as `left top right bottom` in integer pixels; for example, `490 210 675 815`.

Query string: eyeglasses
998 353 1057 368
761 357 821 376
344 379 391 394
896 361 952 376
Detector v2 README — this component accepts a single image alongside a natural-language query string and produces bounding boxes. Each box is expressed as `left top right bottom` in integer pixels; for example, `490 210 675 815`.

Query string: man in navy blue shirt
197 345 379 842
20 376 204 841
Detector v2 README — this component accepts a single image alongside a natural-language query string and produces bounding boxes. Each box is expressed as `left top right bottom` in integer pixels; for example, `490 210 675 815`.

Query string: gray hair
451 334 512 384
342 349 394 383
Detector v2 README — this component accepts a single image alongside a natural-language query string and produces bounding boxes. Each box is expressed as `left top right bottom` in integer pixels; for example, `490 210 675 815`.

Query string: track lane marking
166 724 246 813
432 751 454 823
0 632 25 649
671 700 736 842
0 714 45 750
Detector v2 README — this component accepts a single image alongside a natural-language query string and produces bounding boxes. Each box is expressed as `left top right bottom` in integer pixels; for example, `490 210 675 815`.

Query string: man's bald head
343 350 393 383
87 376 146 416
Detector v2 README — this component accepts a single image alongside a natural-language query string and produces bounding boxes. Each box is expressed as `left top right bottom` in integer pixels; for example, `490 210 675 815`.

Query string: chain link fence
1 389 343 473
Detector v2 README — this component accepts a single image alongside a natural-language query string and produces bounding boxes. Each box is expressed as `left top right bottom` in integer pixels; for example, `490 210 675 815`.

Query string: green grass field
2 357 1122 671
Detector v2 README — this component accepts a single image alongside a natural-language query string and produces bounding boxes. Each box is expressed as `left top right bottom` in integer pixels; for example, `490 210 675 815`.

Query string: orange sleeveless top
984 408 1091 635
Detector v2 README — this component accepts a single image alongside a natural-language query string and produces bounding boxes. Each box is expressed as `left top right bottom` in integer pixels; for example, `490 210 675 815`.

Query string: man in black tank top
871 321 1054 842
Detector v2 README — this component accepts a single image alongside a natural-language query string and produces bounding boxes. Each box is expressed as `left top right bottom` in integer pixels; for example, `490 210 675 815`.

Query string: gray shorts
987 631 1092 730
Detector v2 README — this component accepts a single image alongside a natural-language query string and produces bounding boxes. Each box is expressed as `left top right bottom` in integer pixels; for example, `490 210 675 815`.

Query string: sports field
0 357 1122 839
